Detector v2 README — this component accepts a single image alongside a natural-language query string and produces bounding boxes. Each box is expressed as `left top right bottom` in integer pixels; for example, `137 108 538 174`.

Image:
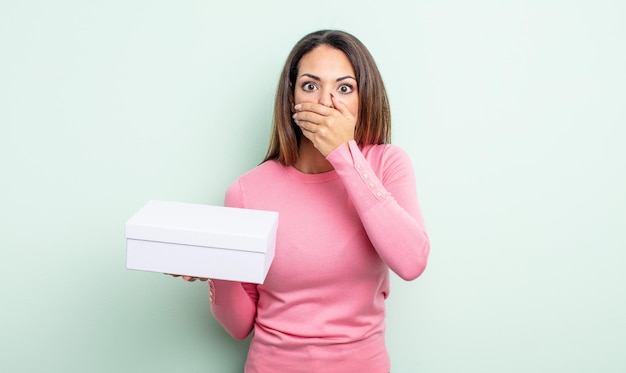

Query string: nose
318 88 333 108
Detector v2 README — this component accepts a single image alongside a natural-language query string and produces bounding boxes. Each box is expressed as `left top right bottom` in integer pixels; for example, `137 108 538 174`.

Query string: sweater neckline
283 164 339 183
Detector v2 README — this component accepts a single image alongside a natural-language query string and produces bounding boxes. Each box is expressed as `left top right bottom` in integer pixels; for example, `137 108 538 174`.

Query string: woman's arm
326 140 430 280
208 180 259 340
209 279 258 340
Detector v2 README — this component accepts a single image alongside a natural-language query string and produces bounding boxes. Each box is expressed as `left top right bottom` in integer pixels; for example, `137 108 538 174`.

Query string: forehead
297 45 355 76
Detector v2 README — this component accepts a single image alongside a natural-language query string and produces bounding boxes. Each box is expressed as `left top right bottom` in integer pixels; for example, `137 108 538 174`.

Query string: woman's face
293 45 359 118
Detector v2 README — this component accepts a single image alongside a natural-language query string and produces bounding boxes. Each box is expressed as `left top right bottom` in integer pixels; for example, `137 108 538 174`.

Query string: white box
125 200 278 284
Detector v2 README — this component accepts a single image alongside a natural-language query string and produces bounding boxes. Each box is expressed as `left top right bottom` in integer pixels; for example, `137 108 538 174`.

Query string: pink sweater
210 141 429 372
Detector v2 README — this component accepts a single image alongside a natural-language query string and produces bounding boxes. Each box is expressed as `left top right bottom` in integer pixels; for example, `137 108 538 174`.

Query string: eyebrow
299 73 356 82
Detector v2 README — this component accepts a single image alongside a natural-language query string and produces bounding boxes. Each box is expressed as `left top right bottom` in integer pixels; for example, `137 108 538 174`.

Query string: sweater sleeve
209 179 259 340
326 141 430 280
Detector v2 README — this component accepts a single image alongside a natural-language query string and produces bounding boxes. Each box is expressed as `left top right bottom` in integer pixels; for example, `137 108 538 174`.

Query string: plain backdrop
1 1 624 372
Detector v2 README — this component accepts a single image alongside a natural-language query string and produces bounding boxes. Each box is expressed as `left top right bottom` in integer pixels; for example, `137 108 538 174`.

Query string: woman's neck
293 139 334 174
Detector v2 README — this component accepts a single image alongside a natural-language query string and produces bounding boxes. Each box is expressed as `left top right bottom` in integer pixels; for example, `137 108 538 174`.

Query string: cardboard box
125 200 278 284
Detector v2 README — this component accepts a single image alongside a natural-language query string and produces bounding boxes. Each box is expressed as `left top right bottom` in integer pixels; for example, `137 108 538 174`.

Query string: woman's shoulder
230 160 285 186
361 143 406 155
224 160 285 208
360 143 413 169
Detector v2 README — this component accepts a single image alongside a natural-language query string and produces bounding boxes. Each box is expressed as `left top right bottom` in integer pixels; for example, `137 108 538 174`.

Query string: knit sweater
210 140 429 373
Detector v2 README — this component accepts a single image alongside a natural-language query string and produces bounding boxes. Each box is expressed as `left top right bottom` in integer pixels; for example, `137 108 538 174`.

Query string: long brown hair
264 30 391 166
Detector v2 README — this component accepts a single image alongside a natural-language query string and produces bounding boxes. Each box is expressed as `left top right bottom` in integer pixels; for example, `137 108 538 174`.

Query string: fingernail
294 104 301 110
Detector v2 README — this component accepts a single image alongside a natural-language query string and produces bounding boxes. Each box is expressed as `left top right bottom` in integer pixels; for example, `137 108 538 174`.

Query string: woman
185 29 429 372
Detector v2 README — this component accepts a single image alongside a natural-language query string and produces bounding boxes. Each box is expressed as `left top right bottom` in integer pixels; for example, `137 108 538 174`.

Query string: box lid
125 200 278 253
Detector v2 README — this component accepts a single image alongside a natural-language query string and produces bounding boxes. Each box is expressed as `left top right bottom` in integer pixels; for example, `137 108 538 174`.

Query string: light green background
1 1 624 372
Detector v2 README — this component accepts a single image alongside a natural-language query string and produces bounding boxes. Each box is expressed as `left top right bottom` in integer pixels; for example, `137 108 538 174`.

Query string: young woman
184 29 429 372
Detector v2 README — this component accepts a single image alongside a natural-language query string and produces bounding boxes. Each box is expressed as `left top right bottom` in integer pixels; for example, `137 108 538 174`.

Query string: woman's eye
302 82 317 92
338 84 353 94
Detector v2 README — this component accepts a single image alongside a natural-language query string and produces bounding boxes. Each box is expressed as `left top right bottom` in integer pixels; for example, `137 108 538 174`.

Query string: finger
294 102 334 116
330 94 352 117
293 111 324 127
182 276 197 282
296 121 316 142
295 120 315 137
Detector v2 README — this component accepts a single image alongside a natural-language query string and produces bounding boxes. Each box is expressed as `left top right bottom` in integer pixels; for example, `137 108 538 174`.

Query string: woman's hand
293 94 356 157
166 274 209 282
